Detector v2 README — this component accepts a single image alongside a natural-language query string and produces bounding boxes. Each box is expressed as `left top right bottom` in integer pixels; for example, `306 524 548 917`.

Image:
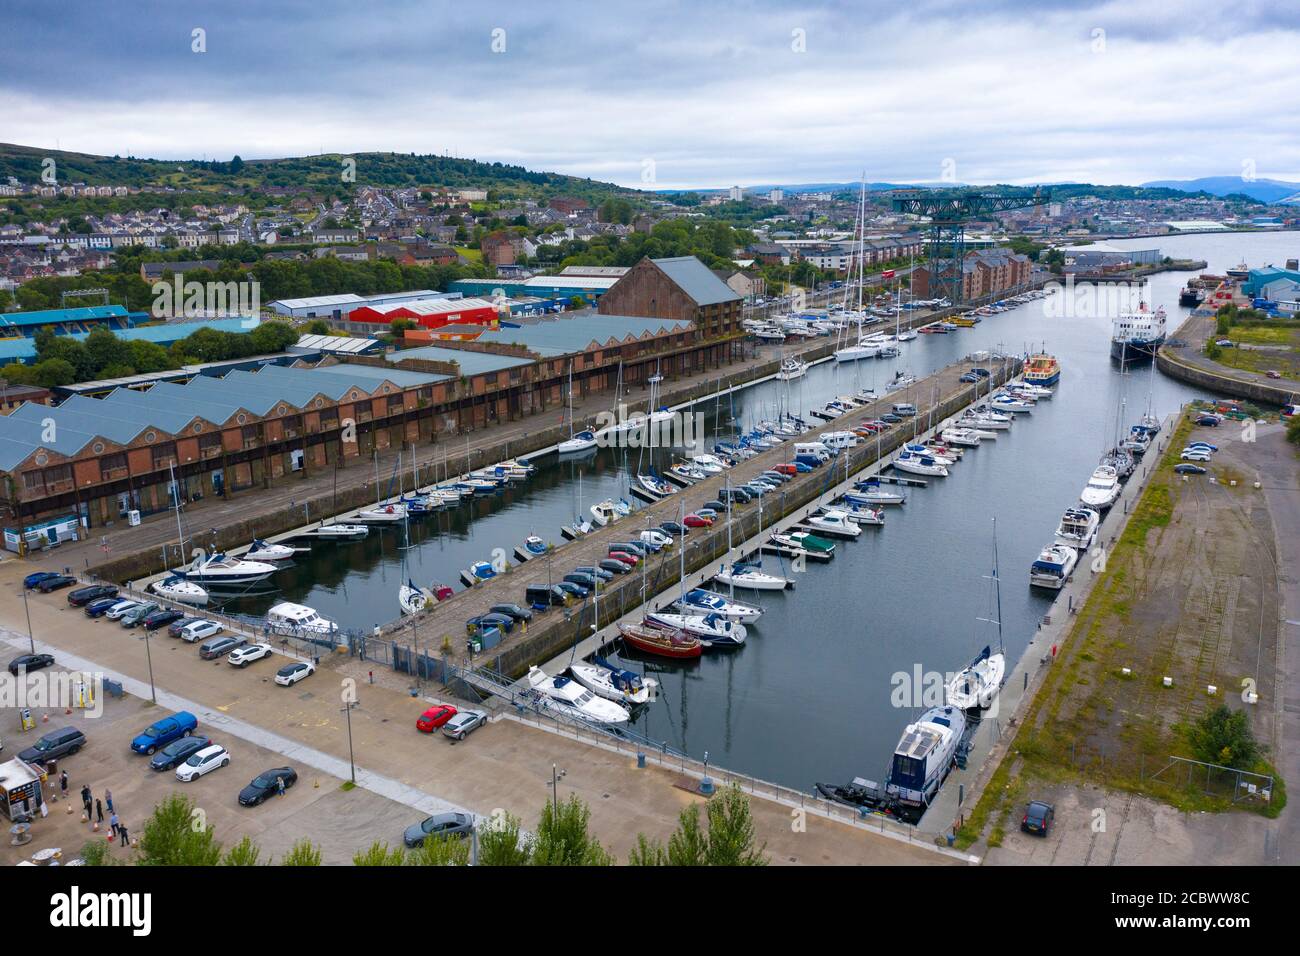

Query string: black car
598 558 632 575
970 367 991 378
239 767 299 806
8 653 55 675
609 540 647 556
23 571 61 590
148 734 212 771
36 575 77 593
18 726 85 763
703 499 729 513
489 603 533 623
67 584 119 607
168 616 203 637
959 373 980 383
467 613 515 634
1021 800 1055 837
658 521 687 537
572 566 614 582
564 572 599 591
84 597 121 618
556 581 589 599
719 487 751 504
142 608 186 631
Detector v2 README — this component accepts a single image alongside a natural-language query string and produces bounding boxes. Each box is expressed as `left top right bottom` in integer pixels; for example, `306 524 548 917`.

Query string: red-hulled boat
617 621 702 659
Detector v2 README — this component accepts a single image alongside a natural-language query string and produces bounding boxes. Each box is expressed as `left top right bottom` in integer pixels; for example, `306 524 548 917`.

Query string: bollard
699 776 715 796
636 751 646 769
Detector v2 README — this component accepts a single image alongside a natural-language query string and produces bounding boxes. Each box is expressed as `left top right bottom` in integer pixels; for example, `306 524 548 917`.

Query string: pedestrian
95 799 104 824
104 788 113 814
118 823 129 847
276 776 285 798
81 785 92 816
59 770 68 799
109 811 119 839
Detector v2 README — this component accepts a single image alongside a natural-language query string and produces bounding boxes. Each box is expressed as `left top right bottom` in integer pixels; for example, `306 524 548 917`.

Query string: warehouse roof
651 256 742 306
270 293 367 310
469 311 694 357
0 317 262 364
292 334 382 355
387 346 534 375
0 305 132 329
359 297 498 317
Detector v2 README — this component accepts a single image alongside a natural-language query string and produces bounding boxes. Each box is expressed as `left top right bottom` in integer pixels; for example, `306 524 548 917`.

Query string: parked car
683 513 713 528
198 635 246 660
180 620 223 643
131 711 198 755
7 653 54 675
175 744 230 782
148 735 212 771
467 612 515 634
67 584 118 607
564 572 599 592
598 558 632 576
607 550 639 567
556 581 589 600
36 575 77 593
571 566 613 582
143 608 186 631
1214 339 1234 348
880 413 903 424
402 812 475 848
1195 415 1220 426
442 709 488 741
1186 441 1218 452
228 643 273 667
1180 450 1212 462
773 464 797 477
85 597 124 618
489 603 533 623
18 726 86 763
275 661 315 686
120 602 160 628
23 571 61 590
970 367 991 378
1021 800 1055 837
105 599 143 621
416 704 458 733
959 372 980 383
238 767 298 806
168 616 203 637
1174 463 1207 475
702 499 730 512
1266 369 1282 379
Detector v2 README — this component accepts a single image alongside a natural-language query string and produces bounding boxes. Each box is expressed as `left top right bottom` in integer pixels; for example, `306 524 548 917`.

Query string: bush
1187 704 1260 769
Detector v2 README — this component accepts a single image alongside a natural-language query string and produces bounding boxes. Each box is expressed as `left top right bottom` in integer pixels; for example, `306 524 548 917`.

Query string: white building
728 185 744 202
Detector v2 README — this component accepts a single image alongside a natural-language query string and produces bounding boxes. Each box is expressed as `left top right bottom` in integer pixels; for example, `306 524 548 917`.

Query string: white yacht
1029 544 1079 590
885 705 968 816
590 499 622 526
846 481 906 506
893 452 949 477
842 505 885 526
399 580 428 615
945 646 1006 712
672 588 764 622
266 601 338 635
776 358 809 381
309 523 369 540
243 538 296 562
646 611 747 646
939 428 982 447
713 562 790 591
558 430 598 455
1079 464 1121 509
834 341 879 363
1054 507 1100 550
689 454 729 473
151 575 209 606
356 502 407 523
527 666 629 724
806 509 862 537
183 551 277 586
567 659 657 706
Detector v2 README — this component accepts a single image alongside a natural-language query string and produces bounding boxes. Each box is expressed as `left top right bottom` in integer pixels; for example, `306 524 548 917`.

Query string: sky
3 0 1299 190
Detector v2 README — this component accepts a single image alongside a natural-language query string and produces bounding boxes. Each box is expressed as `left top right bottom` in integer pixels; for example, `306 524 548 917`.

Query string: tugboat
1022 352 1061 387
1179 284 1204 308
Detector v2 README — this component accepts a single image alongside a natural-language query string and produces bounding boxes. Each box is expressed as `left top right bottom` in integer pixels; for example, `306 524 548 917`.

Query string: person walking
95 798 104 824
59 770 68 800
118 823 129 847
277 776 286 798
109 811 119 840
80 785 92 818
104 788 114 814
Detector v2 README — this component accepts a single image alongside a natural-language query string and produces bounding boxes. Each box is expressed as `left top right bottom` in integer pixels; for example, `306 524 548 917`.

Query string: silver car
403 811 474 848
441 710 488 741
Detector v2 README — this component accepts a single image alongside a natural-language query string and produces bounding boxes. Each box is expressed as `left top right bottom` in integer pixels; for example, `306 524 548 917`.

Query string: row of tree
82 787 767 867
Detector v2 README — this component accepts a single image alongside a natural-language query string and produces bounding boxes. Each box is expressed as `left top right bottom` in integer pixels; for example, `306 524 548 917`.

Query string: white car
175 744 229 781
228 643 273 667
1180 450 1212 462
180 620 223 643
105 600 142 621
275 661 316 686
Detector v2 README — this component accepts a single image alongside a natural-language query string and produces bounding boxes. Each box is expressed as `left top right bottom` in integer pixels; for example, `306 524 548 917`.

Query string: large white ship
1111 302 1167 363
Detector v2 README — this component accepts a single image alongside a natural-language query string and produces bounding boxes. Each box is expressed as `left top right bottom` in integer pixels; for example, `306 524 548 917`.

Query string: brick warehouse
0 256 748 535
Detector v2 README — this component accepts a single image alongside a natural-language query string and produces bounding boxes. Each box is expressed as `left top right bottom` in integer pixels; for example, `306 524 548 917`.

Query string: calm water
228 231 1295 791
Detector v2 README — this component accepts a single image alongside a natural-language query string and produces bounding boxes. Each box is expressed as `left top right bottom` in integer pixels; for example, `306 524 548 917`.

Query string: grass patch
340 781 357 792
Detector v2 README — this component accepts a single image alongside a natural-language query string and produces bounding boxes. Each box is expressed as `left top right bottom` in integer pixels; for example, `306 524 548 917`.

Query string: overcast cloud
3 0 1297 189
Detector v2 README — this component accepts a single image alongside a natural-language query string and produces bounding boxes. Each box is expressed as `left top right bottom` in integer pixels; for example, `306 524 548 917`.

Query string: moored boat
568 658 658 705
617 621 702 659
1029 543 1079 589
151 575 209 606
885 704 968 818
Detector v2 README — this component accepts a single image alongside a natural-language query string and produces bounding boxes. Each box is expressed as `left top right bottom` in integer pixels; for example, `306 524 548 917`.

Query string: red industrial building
348 297 500 330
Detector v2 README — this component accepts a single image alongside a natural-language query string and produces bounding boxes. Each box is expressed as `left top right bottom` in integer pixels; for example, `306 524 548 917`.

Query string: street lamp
341 700 359 783
549 763 567 812
142 626 157 704
20 586 34 654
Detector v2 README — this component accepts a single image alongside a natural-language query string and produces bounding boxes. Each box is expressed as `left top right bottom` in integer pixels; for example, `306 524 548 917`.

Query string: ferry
885 704 968 819
1022 352 1061 387
1111 302 1167 363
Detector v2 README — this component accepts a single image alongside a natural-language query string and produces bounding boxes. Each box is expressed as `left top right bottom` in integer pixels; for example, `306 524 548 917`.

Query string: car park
175 744 230 782
143 607 185 631
67 584 118 607
490 603 533 622
149 735 212 771
402 812 475 848
36 575 77 593
274 661 316 686
228 643 273 667
120 602 160 628
180 619 223 643
238 767 298 806
442 709 488 740
416 704 458 732
1021 800 1055 836
199 635 246 660
1174 463 1207 475
18 726 86 763
131 711 198 755
7 653 54 675
84 597 124 618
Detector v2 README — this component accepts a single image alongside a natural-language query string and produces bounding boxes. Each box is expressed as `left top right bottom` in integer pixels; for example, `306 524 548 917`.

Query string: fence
1148 755 1275 807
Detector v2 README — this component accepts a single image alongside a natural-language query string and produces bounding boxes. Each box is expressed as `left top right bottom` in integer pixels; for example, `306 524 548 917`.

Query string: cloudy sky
4 0 1298 189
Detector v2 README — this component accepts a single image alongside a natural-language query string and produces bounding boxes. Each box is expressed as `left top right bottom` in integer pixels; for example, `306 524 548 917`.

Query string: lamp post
21 586 34 654
143 627 157 704
549 763 567 813
342 700 358 784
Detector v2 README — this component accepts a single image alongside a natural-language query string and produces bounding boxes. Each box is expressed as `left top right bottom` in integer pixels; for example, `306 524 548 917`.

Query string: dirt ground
0 667 436 866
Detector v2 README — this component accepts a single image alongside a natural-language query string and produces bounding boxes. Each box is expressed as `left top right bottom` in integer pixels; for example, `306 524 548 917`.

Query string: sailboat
558 359 599 454
568 657 658 705
398 579 429 615
945 523 1006 712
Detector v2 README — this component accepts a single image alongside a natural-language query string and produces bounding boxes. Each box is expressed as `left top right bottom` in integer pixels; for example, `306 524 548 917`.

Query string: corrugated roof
651 256 742 306
469 312 694 357
292 334 381 354
0 305 131 328
387 346 534 375
0 317 260 364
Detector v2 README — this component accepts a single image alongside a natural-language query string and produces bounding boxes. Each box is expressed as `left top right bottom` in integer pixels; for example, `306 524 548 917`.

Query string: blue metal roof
0 305 131 328
0 317 263 365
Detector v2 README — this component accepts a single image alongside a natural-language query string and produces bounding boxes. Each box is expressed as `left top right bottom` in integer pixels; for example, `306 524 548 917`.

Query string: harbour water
222 232 1293 794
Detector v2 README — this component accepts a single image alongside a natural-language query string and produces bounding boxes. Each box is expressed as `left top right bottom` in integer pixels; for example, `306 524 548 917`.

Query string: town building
597 255 743 338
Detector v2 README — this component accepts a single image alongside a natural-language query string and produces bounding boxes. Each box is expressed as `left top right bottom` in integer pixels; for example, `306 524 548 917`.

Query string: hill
1140 176 1299 204
0 142 640 203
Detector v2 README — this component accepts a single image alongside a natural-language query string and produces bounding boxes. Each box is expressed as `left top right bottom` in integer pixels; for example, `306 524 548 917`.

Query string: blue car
130 711 198 755
23 571 60 590
84 597 121 618
1186 441 1218 452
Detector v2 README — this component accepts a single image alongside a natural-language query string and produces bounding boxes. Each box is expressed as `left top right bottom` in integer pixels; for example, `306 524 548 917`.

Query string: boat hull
1111 335 1163 363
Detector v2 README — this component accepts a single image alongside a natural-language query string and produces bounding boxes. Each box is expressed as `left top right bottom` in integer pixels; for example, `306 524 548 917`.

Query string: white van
820 431 860 450
794 441 833 461
891 403 918 417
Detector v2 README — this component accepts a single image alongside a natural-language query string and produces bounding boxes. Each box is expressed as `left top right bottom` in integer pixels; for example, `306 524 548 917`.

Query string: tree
32 358 77 388
230 155 245 174
1187 704 1260 769
279 839 323 866
631 785 768 866
530 795 613 866
476 811 532 865
248 319 299 354
303 319 331 336
406 836 470 866
137 793 223 866
353 841 406 866
1287 414 1300 446
223 836 262 866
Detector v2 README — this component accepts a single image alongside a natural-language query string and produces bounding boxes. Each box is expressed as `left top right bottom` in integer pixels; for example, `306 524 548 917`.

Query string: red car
773 463 797 477
683 513 713 528
607 550 639 566
416 704 458 733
